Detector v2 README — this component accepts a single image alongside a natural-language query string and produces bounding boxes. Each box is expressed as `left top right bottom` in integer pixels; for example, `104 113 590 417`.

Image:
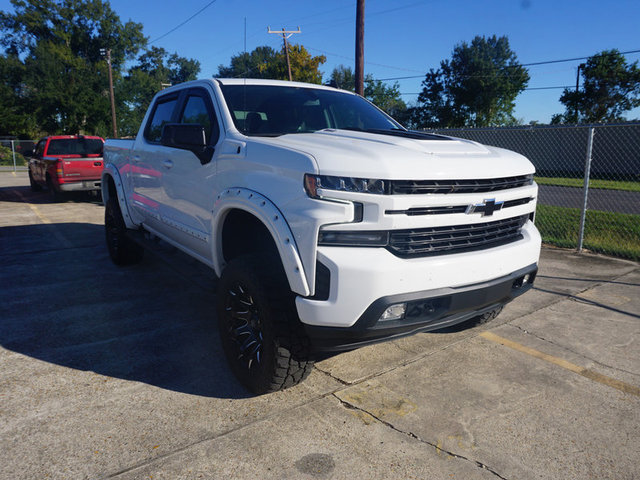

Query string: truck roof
42 135 104 141
215 78 347 93
159 78 352 95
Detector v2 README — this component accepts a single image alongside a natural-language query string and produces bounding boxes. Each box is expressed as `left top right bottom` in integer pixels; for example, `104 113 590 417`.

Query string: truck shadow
0 223 251 399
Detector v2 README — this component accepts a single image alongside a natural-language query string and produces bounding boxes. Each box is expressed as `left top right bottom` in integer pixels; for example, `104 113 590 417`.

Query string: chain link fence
0 139 35 172
427 124 640 261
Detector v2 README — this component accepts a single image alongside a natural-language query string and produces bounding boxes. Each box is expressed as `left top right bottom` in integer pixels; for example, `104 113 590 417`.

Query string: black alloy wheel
217 255 313 394
224 281 265 371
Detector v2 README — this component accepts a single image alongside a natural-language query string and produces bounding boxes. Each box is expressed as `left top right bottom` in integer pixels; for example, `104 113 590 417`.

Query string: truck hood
253 129 534 179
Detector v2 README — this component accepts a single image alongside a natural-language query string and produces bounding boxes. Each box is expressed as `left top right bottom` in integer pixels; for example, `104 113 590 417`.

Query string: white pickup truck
103 78 541 394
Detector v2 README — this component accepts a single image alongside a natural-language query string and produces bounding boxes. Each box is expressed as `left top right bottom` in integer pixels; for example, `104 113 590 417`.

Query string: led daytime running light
304 174 385 197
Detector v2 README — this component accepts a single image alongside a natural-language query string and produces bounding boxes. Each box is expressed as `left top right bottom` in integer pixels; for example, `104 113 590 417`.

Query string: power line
375 48 640 81
149 0 220 45
207 2 431 66
524 86 573 91
521 48 640 67
398 85 574 96
306 46 424 73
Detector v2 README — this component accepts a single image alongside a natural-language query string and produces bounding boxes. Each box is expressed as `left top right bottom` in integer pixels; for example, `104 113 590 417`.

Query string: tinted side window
35 140 46 156
145 96 178 143
179 94 219 144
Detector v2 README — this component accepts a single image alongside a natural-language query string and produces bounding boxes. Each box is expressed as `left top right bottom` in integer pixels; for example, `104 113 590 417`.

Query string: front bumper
296 221 540 326
304 263 537 352
295 220 541 350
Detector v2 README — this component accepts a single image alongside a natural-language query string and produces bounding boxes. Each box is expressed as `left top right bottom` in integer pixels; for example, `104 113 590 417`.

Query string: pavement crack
509 323 640 378
332 394 509 480
391 341 414 354
314 366 351 386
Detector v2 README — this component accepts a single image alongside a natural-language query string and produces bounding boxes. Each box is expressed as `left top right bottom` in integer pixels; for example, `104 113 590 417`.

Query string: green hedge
0 145 27 166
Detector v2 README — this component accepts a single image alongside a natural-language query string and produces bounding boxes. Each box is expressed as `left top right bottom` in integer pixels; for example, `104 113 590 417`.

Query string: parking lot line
13 189 74 249
480 331 640 397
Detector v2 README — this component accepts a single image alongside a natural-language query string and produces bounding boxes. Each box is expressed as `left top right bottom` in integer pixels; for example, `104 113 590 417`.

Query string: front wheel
105 197 144 265
217 255 313 394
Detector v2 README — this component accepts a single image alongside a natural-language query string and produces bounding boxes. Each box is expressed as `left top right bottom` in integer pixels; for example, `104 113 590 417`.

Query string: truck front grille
390 174 533 195
388 215 528 257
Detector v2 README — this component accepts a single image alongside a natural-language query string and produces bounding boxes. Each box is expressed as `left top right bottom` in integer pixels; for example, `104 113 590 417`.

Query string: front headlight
304 174 386 198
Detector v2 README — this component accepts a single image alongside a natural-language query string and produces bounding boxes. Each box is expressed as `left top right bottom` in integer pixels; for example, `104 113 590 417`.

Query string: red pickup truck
28 135 105 201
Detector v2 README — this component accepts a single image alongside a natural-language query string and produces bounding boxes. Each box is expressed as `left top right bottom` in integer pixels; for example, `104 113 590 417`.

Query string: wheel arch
212 188 310 297
101 165 137 230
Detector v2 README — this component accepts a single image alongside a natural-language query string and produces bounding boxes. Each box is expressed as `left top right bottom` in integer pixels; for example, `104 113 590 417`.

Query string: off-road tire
29 169 42 192
105 197 144 265
468 306 503 327
217 254 314 394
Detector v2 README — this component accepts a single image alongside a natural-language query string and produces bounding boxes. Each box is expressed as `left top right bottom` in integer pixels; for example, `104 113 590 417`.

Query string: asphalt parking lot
1 171 639 480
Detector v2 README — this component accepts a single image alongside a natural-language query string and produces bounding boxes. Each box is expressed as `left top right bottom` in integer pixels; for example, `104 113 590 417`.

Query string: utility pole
100 48 118 138
355 0 365 96
268 26 301 81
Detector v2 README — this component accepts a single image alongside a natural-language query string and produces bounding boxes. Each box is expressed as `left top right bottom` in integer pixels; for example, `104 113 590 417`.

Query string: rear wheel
28 169 42 192
105 196 144 265
217 254 313 394
46 176 62 202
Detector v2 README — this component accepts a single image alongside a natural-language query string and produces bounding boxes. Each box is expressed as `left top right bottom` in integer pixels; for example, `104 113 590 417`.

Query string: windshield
220 84 402 136
47 138 103 156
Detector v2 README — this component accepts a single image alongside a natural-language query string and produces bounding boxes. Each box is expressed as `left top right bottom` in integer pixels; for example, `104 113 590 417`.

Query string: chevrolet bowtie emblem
466 198 504 217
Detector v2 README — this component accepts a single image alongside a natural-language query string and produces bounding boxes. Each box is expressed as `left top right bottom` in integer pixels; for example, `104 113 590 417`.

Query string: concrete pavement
1 171 638 480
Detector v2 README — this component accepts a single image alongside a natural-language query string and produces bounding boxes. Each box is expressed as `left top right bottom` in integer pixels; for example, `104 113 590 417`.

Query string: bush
0 144 27 166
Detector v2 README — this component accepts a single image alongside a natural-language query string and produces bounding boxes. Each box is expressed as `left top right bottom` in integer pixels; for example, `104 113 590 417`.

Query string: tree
329 65 407 119
117 47 200 136
217 46 281 79
0 52 35 136
552 50 640 124
0 0 146 137
413 35 529 128
287 45 325 84
217 45 325 83
0 1 200 138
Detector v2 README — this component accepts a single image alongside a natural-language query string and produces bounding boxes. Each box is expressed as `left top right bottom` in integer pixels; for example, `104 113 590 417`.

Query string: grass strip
535 176 640 193
536 204 640 261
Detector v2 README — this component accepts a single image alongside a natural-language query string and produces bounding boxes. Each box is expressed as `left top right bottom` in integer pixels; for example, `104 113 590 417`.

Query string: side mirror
161 123 213 165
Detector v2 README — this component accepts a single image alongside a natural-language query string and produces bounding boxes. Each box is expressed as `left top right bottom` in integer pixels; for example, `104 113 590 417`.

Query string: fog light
523 273 531 284
379 303 407 322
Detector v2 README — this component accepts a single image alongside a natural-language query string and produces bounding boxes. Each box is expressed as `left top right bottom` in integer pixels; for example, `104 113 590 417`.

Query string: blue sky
3 0 640 123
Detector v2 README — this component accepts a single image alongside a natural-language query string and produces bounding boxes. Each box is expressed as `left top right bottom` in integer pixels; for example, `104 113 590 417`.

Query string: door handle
132 155 141 162
162 159 174 169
